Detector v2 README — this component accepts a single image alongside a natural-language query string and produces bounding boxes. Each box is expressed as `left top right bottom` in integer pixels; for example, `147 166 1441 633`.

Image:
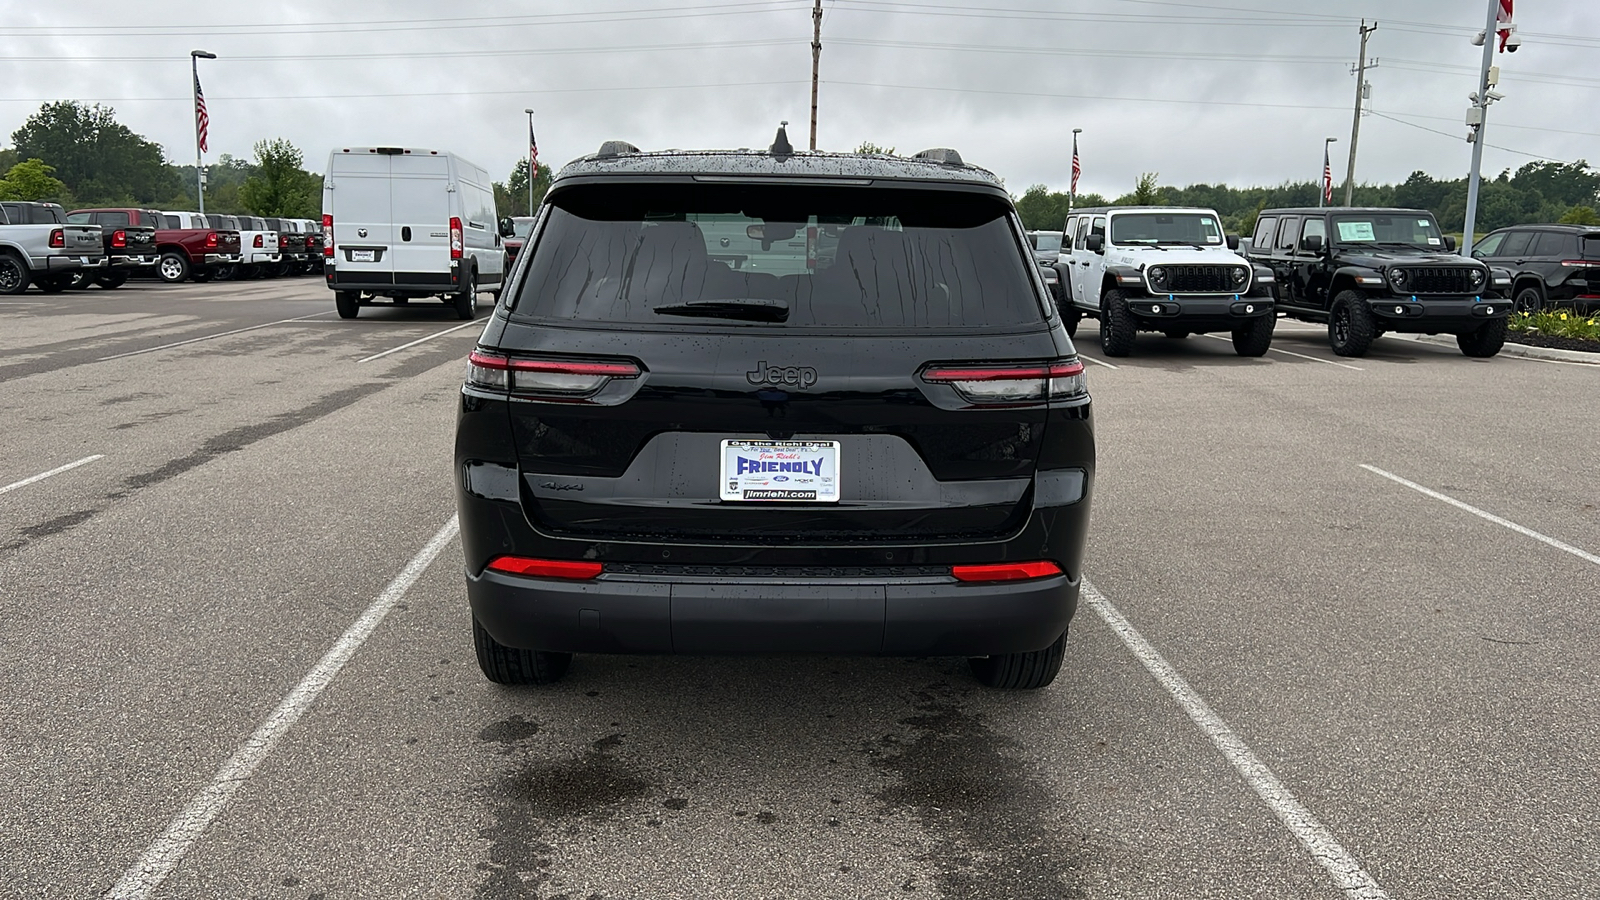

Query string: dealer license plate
720 440 839 502
350 249 376 263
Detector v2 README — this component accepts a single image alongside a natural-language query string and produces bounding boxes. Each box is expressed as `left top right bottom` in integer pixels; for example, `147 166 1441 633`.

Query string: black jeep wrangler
1248 207 1514 357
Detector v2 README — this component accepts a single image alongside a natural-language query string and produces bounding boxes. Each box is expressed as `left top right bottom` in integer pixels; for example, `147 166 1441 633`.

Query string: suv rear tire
1230 315 1274 357
968 628 1067 689
1099 289 1136 357
473 616 572 685
1328 291 1376 357
335 290 360 319
1513 286 1543 314
1457 317 1507 358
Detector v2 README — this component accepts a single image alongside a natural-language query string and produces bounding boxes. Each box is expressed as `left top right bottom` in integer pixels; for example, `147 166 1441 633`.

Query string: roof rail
912 148 964 166
596 140 641 159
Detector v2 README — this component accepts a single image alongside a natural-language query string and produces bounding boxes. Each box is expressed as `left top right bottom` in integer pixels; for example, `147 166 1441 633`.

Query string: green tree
854 141 896 155
1559 205 1600 225
1122 172 1161 206
239 139 318 218
494 158 551 220
11 101 180 204
0 158 69 202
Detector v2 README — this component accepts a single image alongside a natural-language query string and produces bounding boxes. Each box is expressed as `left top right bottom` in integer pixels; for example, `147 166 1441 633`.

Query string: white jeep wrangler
1053 206 1276 358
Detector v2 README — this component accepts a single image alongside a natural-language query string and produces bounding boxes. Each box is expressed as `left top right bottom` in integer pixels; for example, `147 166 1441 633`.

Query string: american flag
1496 0 1513 51
1070 133 1080 195
529 119 539 176
194 72 209 153
1322 144 1333 205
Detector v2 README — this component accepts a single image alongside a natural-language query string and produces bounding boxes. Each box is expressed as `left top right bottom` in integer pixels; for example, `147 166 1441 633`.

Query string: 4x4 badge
746 361 818 389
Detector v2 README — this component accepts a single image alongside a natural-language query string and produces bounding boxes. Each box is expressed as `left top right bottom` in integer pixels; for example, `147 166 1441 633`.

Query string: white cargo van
322 147 505 319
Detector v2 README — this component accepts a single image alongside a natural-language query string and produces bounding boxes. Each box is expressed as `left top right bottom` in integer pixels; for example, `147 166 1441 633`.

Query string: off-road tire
473 616 572 685
96 271 128 290
35 273 72 293
968 628 1067 690
1328 291 1376 357
335 290 360 319
1513 286 1543 315
156 252 190 283
454 269 478 320
1231 314 1275 357
1457 317 1507 358
1099 289 1136 357
0 253 31 295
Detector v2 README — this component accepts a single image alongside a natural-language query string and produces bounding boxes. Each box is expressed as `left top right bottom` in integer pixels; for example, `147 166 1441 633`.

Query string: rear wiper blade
651 298 790 322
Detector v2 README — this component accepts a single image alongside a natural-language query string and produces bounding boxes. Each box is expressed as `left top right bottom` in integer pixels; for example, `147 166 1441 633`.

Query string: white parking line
357 321 482 363
1361 464 1600 568
105 515 460 900
96 312 333 362
1077 353 1119 370
1082 578 1391 900
1198 334 1365 370
0 455 105 496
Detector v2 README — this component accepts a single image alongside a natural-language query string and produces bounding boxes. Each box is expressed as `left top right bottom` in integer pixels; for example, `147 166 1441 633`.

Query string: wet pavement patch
871 689 1085 899
477 731 655 899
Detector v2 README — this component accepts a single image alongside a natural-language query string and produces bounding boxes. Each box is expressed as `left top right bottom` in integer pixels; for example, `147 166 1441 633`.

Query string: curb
1409 333 1600 364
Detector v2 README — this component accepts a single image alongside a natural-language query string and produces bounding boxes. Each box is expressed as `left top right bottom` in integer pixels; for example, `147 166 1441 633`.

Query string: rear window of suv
510 183 1043 329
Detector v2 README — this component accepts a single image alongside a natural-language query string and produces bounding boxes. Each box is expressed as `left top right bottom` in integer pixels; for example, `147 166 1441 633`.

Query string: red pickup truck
68 208 242 283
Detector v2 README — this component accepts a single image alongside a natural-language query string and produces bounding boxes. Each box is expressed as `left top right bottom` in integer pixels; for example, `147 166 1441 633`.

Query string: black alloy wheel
0 254 30 294
1513 286 1543 314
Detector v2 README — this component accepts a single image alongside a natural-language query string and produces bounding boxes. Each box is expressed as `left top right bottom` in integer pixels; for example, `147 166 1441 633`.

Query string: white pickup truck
208 213 281 278
0 201 106 294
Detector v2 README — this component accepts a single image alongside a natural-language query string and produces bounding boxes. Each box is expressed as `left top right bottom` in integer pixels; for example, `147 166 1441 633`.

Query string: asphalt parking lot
3 279 1597 899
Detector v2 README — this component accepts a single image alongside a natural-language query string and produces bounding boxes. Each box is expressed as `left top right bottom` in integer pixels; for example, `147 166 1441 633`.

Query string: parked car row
1044 204 1518 358
0 202 326 293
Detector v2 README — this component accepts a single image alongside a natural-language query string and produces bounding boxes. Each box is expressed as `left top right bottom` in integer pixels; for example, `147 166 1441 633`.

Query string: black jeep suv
1249 207 1514 357
1471 224 1600 314
455 131 1095 689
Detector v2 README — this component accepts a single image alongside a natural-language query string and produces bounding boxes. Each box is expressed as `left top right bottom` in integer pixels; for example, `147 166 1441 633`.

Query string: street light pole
524 108 536 216
1320 137 1338 208
191 50 216 216
1462 0 1507 255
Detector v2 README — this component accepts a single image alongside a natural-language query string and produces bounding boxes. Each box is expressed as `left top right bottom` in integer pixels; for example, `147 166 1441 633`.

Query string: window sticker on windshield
1337 221 1376 241
1417 219 1432 227
1428 237 1441 245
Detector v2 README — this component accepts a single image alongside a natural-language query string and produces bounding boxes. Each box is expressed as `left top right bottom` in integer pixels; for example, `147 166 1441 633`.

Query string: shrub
1508 309 1600 342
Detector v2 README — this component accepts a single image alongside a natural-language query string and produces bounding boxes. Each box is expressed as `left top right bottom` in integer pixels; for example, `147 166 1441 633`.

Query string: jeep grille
1404 267 1478 295
1159 265 1237 294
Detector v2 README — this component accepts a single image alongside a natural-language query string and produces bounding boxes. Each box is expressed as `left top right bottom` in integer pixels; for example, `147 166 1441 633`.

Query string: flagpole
1321 136 1337 207
190 50 216 216
524 108 536 217
1069 128 1082 214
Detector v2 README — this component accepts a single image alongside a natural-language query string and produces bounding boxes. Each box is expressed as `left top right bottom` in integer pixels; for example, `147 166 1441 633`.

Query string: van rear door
331 153 394 282
388 154 452 282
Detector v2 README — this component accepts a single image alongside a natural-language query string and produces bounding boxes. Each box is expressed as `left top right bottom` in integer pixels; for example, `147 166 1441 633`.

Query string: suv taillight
49 228 64 248
111 230 127 249
952 561 1062 582
450 216 464 259
466 350 642 400
322 214 334 257
205 232 218 249
922 360 1086 404
486 557 603 580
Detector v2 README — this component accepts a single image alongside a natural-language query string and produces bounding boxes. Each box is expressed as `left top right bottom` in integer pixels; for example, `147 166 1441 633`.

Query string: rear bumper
201 253 241 265
325 264 460 295
245 251 281 265
469 567 1078 657
35 254 105 272
110 254 158 268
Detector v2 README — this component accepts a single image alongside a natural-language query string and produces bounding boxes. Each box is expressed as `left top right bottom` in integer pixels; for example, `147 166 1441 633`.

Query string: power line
1367 112 1571 165
0 80 809 104
0 38 801 63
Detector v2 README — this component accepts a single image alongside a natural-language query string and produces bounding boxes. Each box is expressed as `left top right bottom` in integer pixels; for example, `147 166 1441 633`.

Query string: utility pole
1463 0 1514 255
1342 21 1378 207
809 0 822 150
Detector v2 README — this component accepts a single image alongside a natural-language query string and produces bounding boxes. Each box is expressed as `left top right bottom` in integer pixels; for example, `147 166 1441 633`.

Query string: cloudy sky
1 1 1594 198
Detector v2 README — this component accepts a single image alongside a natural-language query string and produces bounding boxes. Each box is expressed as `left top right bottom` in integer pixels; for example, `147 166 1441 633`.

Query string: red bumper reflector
951 561 1062 582
486 557 603 580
